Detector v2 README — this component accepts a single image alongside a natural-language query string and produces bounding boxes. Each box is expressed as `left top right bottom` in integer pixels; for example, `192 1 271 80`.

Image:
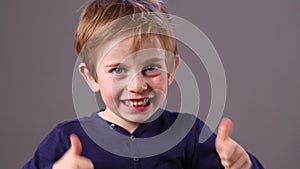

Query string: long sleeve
185 118 264 169
248 152 265 169
22 124 70 169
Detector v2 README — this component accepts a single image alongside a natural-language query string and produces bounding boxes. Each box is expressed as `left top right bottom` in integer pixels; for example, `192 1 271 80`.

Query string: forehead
101 35 162 59
129 34 162 52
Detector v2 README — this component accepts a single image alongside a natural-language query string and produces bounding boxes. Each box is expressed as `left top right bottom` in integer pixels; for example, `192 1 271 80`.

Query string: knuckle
220 151 231 161
221 160 231 168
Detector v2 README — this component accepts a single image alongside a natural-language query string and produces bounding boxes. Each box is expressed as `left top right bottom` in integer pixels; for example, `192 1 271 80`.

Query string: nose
127 72 148 93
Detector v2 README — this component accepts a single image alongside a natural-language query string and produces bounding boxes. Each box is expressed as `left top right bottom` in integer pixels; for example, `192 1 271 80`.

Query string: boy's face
81 36 179 128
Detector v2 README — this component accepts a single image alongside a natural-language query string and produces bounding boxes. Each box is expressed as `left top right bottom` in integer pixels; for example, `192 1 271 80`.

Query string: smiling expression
80 35 179 132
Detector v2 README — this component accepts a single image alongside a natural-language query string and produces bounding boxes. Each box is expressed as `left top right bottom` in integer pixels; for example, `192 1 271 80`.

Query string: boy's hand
216 118 252 169
52 134 94 169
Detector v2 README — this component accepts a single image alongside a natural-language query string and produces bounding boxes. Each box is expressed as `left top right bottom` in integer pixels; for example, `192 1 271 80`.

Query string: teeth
144 98 149 105
125 98 149 106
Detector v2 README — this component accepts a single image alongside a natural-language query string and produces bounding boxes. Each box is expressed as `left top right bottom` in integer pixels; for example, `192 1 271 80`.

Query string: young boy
23 0 264 168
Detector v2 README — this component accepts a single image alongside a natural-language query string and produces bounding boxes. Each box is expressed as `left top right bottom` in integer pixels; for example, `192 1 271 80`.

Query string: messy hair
75 0 177 78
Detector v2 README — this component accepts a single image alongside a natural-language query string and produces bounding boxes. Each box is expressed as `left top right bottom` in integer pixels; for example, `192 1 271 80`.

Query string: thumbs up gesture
52 134 94 169
216 118 252 169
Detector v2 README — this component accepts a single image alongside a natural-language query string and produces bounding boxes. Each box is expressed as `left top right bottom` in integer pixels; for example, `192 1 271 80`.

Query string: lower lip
123 102 150 112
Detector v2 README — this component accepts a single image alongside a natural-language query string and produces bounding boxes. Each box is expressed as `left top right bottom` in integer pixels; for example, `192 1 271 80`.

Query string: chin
125 113 154 123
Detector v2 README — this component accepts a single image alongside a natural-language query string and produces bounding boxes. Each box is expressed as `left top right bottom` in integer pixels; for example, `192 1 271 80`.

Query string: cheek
98 78 114 101
100 84 121 110
101 78 125 100
149 74 169 93
99 87 112 103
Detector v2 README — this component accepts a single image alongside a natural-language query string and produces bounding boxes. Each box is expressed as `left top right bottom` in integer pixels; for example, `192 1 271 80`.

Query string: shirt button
130 135 136 141
133 157 140 162
110 124 115 129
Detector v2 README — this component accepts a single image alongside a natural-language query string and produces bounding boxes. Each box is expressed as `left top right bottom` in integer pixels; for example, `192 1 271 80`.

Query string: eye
143 64 160 72
142 64 161 76
111 67 124 74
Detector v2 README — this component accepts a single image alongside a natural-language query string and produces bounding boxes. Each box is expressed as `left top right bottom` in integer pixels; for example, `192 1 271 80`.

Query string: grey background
0 0 299 168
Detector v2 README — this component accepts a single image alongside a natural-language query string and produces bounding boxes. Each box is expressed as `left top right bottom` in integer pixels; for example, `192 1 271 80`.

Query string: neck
102 109 139 134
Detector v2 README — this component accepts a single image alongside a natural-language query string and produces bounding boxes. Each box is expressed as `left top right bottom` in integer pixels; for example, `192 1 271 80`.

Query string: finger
218 139 238 163
217 117 233 142
69 134 82 156
229 151 252 169
78 156 94 169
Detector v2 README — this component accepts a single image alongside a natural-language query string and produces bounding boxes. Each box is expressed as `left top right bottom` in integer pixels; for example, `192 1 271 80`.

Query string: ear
167 54 180 85
78 62 100 92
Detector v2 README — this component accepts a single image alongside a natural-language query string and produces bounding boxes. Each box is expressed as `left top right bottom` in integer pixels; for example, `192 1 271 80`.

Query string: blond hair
75 0 177 78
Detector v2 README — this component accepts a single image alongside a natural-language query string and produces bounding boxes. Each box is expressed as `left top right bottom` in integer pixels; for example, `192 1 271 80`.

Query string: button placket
109 123 115 129
133 156 140 162
129 135 140 163
130 135 136 141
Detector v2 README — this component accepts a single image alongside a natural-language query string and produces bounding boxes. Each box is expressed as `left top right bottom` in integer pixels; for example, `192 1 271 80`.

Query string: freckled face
95 36 172 129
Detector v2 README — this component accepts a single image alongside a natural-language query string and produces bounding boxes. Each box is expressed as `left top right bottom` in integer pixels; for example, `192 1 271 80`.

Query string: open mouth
123 98 151 107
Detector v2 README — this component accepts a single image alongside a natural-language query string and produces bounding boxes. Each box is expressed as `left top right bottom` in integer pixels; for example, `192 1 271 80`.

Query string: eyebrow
143 57 165 63
105 62 122 68
104 57 165 68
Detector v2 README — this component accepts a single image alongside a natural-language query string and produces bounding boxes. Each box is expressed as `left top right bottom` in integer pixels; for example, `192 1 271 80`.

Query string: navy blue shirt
23 110 264 169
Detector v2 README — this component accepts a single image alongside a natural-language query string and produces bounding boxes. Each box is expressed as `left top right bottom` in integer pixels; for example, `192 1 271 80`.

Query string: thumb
217 117 233 142
69 134 82 156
